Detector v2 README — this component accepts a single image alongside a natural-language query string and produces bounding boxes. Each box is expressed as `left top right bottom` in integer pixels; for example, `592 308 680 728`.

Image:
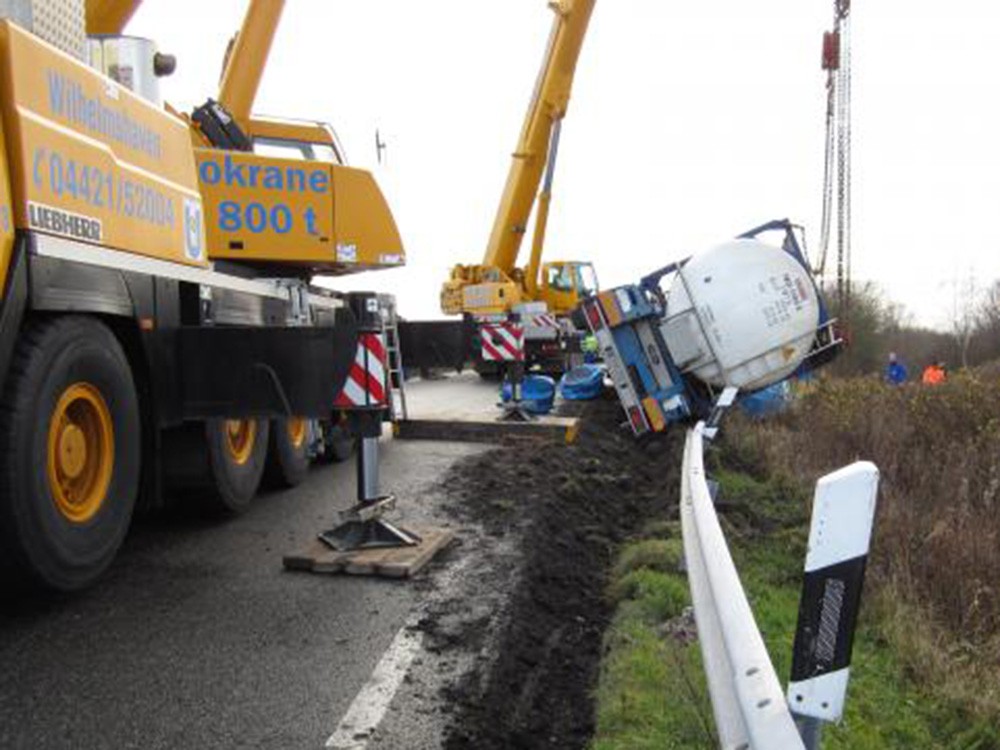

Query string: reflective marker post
788 461 880 749
702 386 739 441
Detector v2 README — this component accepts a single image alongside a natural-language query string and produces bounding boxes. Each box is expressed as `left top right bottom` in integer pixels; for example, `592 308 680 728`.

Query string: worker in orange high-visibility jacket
921 361 947 385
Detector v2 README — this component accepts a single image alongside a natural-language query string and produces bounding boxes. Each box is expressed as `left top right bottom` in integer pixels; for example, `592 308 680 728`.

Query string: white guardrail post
788 461 879 749
681 422 806 750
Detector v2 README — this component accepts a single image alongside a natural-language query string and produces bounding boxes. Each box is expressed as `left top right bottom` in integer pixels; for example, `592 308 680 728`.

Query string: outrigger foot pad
318 494 422 551
497 403 535 422
318 519 422 552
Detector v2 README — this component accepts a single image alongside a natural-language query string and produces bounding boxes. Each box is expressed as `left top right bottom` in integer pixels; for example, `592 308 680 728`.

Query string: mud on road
420 396 685 750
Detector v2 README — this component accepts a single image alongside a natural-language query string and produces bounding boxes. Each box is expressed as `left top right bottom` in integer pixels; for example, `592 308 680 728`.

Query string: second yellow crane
440 0 598 373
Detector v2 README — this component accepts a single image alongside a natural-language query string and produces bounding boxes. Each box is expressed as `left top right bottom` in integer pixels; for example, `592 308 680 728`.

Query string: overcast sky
129 0 1000 329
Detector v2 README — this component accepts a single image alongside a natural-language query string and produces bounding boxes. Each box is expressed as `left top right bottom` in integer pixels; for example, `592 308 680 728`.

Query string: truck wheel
0 317 140 591
324 423 354 463
264 418 310 488
474 361 502 380
204 418 270 513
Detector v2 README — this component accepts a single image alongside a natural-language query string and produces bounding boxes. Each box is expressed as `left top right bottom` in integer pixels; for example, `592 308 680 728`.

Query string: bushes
725 373 1000 720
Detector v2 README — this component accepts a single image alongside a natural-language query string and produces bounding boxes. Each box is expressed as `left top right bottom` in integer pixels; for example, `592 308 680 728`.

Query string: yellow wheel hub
48 383 114 524
224 420 257 466
59 424 88 479
287 418 307 449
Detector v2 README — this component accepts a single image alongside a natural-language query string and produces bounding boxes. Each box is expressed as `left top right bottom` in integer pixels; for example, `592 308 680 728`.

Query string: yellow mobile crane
439 0 598 373
0 0 403 590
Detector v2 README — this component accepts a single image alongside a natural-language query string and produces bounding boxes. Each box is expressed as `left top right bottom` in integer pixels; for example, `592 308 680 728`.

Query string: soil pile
432 395 685 749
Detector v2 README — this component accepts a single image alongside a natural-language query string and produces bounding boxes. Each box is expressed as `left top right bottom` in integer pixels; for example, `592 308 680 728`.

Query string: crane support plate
396 319 474 371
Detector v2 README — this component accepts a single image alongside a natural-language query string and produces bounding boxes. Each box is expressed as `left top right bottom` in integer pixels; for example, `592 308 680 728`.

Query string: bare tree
950 269 980 369
965 280 1000 366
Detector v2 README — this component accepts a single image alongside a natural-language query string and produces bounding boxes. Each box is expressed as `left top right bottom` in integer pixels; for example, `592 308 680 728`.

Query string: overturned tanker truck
582 220 840 436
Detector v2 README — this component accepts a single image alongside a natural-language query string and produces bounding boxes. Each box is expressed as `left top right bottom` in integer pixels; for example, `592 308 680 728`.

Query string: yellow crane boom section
482 0 594 274
218 0 285 126
85 0 143 35
84 0 282 128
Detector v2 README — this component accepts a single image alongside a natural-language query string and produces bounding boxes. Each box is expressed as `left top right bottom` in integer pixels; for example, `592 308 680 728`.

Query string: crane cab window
253 137 342 165
576 264 598 296
547 265 577 292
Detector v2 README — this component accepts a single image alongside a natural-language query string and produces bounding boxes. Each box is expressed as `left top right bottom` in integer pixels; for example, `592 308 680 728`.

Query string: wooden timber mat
394 415 580 444
283 526 455 579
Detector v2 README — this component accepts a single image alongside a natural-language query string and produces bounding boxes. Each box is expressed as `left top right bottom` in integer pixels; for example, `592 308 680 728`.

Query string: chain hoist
818 0 852 319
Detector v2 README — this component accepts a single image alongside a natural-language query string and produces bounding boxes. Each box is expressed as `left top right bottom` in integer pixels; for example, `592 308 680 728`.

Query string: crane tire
0 316 140 592
203 418 270 514
321 423 354 463
163 418 270 514
474 361 502 381
263 418 310 489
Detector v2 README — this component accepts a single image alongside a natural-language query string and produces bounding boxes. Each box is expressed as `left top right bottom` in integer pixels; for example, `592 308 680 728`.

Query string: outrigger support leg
498 361 535 422
319 433 421 552
319 292 421 552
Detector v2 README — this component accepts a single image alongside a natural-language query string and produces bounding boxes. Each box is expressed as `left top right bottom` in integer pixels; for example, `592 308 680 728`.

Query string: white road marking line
325 622 423 749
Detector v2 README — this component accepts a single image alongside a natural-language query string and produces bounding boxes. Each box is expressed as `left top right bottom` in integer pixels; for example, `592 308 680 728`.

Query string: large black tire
0 316 140 591
319 422 354 463
263 418 310 489
474 360 502 381
164 418 270 514
205 419 269 513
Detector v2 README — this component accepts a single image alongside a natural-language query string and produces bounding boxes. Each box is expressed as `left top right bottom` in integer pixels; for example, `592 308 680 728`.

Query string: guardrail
680 422 806 750
682 420 879 749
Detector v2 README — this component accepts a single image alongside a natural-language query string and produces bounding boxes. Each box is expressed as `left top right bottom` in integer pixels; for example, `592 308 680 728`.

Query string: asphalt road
0 436 488 750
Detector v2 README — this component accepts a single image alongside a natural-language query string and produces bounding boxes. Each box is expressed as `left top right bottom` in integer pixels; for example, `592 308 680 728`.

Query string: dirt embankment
425 396 684 749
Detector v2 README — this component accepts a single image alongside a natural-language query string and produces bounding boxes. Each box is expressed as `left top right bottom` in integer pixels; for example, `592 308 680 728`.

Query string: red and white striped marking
529 313 560 329
480 322 525 362
335 332 387 408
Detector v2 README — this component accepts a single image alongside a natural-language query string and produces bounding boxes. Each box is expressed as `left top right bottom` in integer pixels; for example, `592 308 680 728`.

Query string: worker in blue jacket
885 352 908 385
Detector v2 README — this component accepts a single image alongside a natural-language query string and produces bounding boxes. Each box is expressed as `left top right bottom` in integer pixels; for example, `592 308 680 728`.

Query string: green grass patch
592 537 712 750
591 617 714 750
609 568 689 624
591 462 999 749
611 538 683 579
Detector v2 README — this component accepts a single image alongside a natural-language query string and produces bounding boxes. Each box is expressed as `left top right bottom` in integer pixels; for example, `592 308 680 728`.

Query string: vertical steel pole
797 716 824 750
357 436 380 502
510 361 524 405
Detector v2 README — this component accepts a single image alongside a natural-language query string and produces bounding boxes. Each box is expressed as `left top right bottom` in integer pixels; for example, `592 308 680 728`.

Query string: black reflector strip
790 554 868 682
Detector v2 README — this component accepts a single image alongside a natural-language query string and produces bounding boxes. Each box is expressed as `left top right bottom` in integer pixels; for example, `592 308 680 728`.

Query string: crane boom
483 0 594 274
218 0 285 125
84 0 283 127
85 0 143 35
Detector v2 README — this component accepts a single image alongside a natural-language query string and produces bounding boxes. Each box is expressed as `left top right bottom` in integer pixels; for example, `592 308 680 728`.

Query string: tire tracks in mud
420 397 686 749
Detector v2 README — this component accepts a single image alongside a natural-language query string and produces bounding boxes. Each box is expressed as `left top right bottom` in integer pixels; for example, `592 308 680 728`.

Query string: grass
590 445 1000 749
732 375 1000 727
591 528 715 750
